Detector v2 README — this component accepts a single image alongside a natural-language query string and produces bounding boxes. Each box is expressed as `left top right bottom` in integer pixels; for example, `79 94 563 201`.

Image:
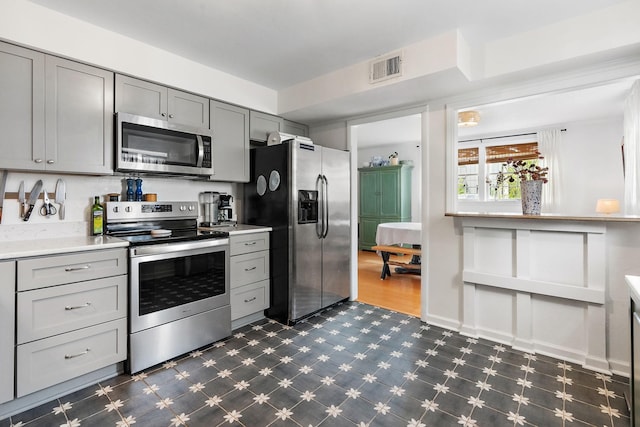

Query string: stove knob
112 206 119 213
125 206 132 213
188 205 194 211
179 205 186 211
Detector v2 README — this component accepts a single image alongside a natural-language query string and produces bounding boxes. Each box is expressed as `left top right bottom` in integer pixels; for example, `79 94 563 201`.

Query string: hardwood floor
357 250 421 317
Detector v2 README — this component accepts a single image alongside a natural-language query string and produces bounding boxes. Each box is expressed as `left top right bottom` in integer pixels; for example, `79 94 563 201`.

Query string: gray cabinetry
210 100 250 182
249 111 283 142
45 56 114 174
15 249 127 397
0 261 15 405
0 42 113 174
0 43 45 171
283 119 309 137
116 74 209 128
230 232 270 328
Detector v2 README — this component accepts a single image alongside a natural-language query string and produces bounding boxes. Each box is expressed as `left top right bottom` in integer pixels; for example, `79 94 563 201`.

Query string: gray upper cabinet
45 56 114 174
210 100 250 182
283 119 309 137
249 111 283 142
115 74 209 128
0 43 45 171
0 42 113 174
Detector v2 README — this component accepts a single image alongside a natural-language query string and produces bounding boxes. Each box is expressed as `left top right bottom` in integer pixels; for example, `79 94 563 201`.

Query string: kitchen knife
0 170 7 223
24 180 43 222
18 180 25 219
55 178 66 220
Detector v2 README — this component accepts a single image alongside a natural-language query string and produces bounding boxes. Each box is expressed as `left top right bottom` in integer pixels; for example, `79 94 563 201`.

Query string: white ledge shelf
446 211 640 222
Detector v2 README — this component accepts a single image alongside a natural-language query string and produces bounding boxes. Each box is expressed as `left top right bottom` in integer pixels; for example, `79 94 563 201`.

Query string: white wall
558 118 625 215
358 143 422 222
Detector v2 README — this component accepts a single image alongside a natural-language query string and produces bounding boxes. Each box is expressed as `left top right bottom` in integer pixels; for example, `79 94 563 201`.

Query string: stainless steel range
105 201 231 373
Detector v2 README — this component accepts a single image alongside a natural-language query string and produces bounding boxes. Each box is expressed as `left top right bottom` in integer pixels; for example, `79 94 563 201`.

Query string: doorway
348 111 424 317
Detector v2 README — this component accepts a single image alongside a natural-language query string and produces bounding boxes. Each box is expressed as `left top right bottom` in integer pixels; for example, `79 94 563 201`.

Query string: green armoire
358 164 413 250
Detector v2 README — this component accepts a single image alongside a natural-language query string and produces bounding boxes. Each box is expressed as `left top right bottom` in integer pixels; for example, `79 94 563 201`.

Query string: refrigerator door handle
316 174 324 238
322 174 329 238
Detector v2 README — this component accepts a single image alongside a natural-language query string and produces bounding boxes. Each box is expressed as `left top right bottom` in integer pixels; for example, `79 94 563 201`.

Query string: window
457 141 539 201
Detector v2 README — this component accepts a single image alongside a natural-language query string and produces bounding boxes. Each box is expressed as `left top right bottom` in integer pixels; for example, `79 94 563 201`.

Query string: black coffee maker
218 194 233 222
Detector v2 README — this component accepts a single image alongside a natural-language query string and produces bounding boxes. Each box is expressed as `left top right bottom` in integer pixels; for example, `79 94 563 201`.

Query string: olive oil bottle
91 196 104 235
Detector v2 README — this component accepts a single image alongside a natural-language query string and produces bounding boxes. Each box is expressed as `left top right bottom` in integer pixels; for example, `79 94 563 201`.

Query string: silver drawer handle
65 348 90 359
244 241 257 246
244 266 257 272
65 302 92 311
65 265 91 272
244 297 257 303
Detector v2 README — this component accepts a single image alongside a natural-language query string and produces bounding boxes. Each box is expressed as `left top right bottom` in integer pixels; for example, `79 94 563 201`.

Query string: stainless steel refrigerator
243 140 350 323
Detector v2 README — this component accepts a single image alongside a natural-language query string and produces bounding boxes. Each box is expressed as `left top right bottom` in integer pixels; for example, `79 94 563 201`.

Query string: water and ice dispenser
298 190 318 224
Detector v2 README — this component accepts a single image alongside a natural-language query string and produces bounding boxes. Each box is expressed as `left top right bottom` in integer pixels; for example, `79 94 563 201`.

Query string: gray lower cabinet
0 261 15 405
249 111 283 142
0 42 114 174
115 74 210 128
15 249 127 397
230 232 270 327
210 100 250 182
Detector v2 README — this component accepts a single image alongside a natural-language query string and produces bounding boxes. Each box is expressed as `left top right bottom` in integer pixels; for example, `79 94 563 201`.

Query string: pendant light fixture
458 110 480 127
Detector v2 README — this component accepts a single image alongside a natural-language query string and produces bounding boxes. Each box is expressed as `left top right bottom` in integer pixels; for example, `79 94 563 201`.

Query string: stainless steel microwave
116 112 213 177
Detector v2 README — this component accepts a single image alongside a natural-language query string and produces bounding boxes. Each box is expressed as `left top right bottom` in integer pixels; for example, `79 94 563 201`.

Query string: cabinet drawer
18 248 127 291
231 250 269 288
16 318 127 397
231 280 269 320
230 232 269 256
17 276 127 344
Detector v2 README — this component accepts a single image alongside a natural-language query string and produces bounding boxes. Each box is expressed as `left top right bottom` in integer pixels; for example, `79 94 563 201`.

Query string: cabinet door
359 217 380 250
115 74 166 120
45 56 114 174
250 111 283 142
282 119 308 137
0 261 15 404
0 42 45 170
359 170 379 217
379 168 402 217
168 88 209 128
210 100 250 182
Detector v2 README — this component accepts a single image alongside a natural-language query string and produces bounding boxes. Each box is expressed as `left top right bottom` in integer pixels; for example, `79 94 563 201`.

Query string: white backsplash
1 171 238 241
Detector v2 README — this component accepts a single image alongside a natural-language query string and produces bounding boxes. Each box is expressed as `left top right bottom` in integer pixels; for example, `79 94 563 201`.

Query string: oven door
129 239 229 333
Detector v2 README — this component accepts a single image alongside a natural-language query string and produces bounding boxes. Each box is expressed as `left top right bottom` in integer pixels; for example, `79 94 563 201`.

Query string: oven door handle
131 238 229 257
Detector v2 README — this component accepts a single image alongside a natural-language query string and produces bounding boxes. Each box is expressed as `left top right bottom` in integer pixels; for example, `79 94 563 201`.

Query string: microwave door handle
196 135 204 167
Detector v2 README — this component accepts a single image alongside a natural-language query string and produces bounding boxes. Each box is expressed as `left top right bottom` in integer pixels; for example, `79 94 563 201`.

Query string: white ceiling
28 0 627 90
26 0 635 147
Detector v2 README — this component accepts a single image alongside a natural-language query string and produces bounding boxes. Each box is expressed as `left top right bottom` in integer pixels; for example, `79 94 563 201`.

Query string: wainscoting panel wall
460 217 608 373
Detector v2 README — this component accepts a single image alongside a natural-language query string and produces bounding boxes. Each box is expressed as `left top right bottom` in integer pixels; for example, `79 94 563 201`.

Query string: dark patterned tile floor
1 301 630 427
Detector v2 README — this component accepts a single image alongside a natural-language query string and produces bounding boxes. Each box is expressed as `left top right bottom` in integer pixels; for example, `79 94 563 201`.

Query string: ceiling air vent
369 51 403 84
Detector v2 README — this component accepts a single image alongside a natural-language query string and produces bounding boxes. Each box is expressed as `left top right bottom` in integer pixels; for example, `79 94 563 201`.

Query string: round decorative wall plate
256 175 267 196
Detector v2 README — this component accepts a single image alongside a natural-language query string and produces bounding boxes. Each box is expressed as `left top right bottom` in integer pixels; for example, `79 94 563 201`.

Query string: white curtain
624 80 640 214
537 129 562 212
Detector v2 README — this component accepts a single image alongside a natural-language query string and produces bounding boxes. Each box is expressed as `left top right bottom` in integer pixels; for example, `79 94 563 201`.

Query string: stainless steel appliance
199 191 221 226
116 112 213 177
244 140 350 323
104 201 230 373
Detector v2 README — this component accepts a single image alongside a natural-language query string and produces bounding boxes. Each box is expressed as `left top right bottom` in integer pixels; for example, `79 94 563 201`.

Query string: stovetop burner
104 201 229 246
116 229 229 246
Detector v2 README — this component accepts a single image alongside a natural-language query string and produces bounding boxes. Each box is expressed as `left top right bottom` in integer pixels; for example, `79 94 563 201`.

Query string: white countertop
0 235 129 260
199 224 272 235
